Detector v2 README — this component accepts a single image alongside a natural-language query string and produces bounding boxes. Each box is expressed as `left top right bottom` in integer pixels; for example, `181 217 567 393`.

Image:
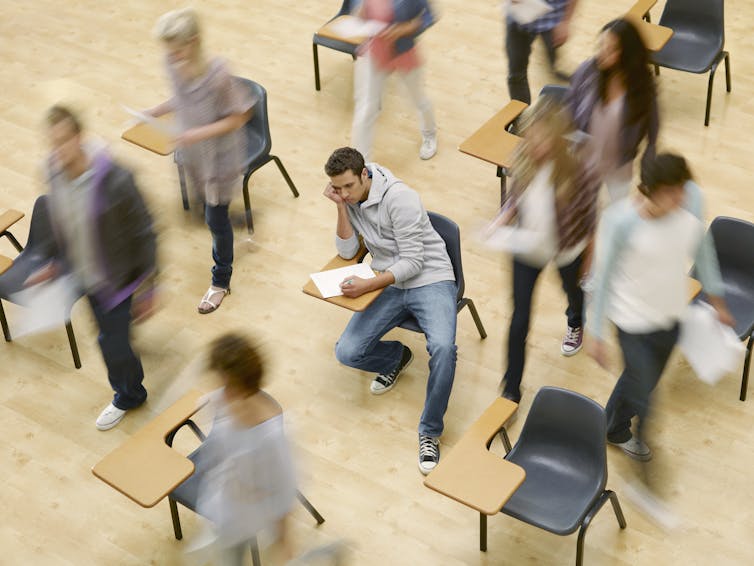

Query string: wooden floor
1 1 753 564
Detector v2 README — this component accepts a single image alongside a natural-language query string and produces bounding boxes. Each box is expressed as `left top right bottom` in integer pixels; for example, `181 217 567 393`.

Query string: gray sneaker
609 436 652 461
418 435 440 475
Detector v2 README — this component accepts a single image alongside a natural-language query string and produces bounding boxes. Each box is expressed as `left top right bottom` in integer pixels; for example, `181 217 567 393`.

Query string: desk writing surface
625 15 673 52
458 100 528 169
424 397 525 515
688 277 702 302
0 209 24 233
316 15 368 46
121 116 175 156
303 253 383 312
92 389 207 508
626 0 657 19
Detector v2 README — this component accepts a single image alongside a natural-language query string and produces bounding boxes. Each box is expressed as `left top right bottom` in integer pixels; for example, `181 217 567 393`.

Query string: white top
606 207 703 333
515 162 587 268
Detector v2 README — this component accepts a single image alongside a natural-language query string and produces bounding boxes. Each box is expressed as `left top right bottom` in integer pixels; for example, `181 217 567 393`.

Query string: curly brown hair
208 332 265 395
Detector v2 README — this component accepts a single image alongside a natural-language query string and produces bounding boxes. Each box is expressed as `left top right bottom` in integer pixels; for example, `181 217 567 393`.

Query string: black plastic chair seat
652 27 722 73
170 447 205 511
313 33 358 56
502 451 604 535
398 317 421 333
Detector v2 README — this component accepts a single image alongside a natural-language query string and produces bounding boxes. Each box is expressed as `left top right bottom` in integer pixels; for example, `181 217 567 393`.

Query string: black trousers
503 254 584 397
505 18 558 104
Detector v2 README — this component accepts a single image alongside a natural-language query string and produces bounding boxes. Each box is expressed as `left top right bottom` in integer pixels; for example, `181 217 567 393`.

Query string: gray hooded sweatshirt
336 163 455 290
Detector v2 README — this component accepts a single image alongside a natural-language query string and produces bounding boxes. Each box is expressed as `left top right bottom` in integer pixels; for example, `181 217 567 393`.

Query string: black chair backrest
24 195 55 258
659 0 725 42
513 386 607 482
427 211 464 301
538 84 568 102
236 77 272 159
709 216 754 279
335 0 354 17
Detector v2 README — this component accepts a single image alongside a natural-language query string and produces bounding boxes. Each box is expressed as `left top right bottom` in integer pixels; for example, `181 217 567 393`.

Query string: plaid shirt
512 0 569 33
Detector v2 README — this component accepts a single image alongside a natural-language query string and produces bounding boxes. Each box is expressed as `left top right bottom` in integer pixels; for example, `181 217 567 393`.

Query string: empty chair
651 0 731 126
176 78 299 234
0 195 82 368
692 216 754 400
313 0 358 91
495 387 626 566
396 211 487 339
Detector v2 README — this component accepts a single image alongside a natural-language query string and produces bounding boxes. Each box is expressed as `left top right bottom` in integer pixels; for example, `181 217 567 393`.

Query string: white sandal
197 286 230 314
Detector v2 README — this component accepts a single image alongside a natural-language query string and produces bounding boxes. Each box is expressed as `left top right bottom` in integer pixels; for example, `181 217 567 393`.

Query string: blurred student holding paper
31 105 157 431
351 0 438 161
587 154 733 465
488 97 598 404
146 8 254 314
505 0 578 104
322 147 456 475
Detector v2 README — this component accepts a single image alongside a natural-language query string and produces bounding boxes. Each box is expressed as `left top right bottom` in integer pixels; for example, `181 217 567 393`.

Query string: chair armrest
0 209 24 234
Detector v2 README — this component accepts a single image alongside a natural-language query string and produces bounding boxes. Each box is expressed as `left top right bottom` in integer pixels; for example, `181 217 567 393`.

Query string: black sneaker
418 435 440 475
370 346 413 395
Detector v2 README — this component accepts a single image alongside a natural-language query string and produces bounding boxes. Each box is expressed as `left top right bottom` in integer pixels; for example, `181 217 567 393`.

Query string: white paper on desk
679 303 744 385
505 0 554 25
310 263 376 298
7 275 79 338
328 17 388 39
477 224 541 254
121 105 178 136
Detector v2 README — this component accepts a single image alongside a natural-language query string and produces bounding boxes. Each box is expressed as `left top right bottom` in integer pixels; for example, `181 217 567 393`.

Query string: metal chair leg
608 490 627 529
168 496 183 540
724 52 731 92
465 298 487 339
250 536 262 566
499 427 512 453
1 231 23 252
65 320 82 369
0 300 10 342
654 64 660 76
177 162 190 211
242 173 254 235
479 512 487 551
271 155 299 197
740 334 752 402
705 65 718 127
313 43 321 91
297 491 325 525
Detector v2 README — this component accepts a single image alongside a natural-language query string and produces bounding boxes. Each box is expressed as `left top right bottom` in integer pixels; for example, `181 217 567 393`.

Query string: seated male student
322 147 458 475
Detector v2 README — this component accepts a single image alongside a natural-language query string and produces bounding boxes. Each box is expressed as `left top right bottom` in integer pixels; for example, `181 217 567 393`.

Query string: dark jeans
605 324 680 444
505 18 558 104
88 295 147 410
503 254 584 398
205 204 233 289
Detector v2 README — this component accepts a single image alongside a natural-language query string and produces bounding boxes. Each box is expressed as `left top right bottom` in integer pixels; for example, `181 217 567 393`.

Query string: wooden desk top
316 15 367 46
92 389 207 508
303 251 383 312
121 116 175 156
424 397 526 516
458 100 528 169
0 255 12 275
626 0 657 19
0 209 24 233
627 16 673 52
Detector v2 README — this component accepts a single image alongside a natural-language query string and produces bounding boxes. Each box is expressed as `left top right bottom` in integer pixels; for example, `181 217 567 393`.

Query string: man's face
329 169 369 204
48 119 82 170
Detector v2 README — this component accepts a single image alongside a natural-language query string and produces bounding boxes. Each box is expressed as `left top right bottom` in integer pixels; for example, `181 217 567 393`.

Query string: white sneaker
96 403 127 431
419 134 437 160
609 436 652 461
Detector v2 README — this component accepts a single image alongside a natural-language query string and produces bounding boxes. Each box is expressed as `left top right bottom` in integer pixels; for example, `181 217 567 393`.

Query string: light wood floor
1 1 753 564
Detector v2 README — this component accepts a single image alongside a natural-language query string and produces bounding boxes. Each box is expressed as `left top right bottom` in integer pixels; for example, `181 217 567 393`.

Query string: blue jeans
335 280 458 437
606 324 680 444
205 204 233 289
88 295 147 410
